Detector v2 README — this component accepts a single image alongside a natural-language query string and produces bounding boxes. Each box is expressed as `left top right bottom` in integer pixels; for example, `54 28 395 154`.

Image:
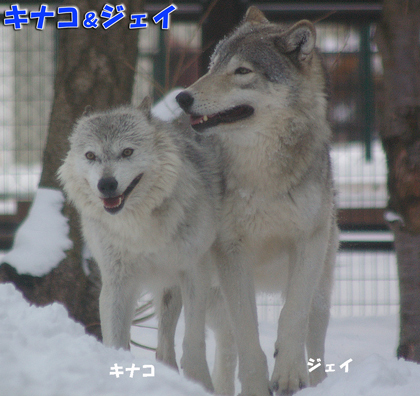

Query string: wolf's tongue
102 196 123 209
189 106 254 132
190 116 202 126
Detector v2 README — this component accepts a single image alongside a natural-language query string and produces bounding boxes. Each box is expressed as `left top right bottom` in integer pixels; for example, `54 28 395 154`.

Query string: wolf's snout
98 177 118 196
176 91 194 111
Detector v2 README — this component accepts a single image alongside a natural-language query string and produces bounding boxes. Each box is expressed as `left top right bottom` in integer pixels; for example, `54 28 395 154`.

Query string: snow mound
2 282 420 396
1 188 73 276
0 284 210 396
298 354 420 396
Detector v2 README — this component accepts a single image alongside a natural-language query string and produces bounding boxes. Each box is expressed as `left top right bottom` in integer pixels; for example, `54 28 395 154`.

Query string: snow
1 282 420 396
0 283 210 396
297 355 420 396
339 231 393 242
1 188 72 276
0 165 41 214
331 141 388 208
384 210 404 224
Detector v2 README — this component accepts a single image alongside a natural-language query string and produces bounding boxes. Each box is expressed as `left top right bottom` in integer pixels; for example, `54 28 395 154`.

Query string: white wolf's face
67 108 158 215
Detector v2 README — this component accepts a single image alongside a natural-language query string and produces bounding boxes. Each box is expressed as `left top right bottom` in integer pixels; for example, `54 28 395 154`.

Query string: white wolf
176 7 339 396
58 98 222 392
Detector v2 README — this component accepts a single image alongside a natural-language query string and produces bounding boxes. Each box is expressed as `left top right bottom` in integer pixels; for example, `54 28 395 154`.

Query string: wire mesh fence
0 19 54 212
0 18 398 317
257 251 399 322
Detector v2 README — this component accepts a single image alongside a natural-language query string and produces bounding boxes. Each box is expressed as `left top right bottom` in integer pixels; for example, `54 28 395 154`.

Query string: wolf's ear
275 20 316 62
138 96 152 118
244 6 268 24
83 105 93 116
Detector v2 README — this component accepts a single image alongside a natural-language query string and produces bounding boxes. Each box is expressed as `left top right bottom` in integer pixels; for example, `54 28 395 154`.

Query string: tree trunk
376 0 420 362
0 0 143 340
201 0 244 75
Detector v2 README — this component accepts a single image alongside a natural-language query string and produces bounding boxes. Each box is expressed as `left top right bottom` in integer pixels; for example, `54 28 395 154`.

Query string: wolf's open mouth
101 173 143 214
189 105 254 132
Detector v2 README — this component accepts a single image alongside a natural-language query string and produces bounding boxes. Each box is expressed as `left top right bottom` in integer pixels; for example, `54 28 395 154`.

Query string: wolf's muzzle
176 91 194 111
98 177 118 196
98 174 143 214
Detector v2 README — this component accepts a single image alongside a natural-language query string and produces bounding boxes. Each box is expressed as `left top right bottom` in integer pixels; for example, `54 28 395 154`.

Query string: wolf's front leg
214 245 270 396
156 286 182 371
306 222 338 387
179 263 214 392
270 226 331 395
206 286 237 396
99 269 141 350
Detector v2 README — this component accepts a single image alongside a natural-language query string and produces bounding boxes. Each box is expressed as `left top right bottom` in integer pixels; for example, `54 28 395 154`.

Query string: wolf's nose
176 91 194 111
98 177 118 196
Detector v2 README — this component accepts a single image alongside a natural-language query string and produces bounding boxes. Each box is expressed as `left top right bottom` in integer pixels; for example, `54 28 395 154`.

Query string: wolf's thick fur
58 99 222 392
176 7 339 396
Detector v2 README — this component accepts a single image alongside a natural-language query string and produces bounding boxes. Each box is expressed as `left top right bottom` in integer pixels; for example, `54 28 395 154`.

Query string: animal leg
99 271 140 350
156 286 182 371
207 287 237 396
180 263 214 392
306 223 338 387
270 225 330 395
214 246 270 396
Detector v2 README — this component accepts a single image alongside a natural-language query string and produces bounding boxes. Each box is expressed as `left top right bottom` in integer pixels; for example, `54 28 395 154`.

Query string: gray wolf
58 98 222 392
176 6 339 396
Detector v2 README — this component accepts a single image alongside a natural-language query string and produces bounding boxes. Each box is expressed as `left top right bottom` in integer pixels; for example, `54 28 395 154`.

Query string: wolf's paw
156 346 178 371
237 376 272 396
269 379 306 396
237 386 272 396
181 351 214 393
269 349 308 395
237 355 271 396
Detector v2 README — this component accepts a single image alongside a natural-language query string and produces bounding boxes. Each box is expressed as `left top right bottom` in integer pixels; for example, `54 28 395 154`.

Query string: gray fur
176 6 339 396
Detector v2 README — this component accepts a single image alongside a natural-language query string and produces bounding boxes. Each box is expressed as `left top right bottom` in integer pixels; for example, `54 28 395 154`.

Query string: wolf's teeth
203 115 208 122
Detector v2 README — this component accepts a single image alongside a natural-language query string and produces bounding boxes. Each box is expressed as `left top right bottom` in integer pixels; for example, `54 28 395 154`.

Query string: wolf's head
176 7 327 140
58 98 180 216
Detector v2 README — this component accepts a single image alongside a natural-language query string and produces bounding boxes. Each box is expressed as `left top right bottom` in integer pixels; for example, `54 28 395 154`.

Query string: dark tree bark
200 0 244 74
376 0 420 362
0 0 143 340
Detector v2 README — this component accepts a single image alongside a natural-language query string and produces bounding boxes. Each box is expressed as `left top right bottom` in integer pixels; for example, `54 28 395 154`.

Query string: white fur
58 103 221 392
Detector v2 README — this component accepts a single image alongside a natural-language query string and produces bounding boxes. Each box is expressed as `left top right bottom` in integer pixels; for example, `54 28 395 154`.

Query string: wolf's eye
122 148 134 158
234 67 252 75
85 151 96 161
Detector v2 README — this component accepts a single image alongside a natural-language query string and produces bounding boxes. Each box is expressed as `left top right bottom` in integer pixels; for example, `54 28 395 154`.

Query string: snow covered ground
0 283 210 396
1 282 420 396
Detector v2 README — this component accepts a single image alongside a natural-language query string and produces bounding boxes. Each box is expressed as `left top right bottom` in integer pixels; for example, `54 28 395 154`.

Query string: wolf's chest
222 188 300 242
